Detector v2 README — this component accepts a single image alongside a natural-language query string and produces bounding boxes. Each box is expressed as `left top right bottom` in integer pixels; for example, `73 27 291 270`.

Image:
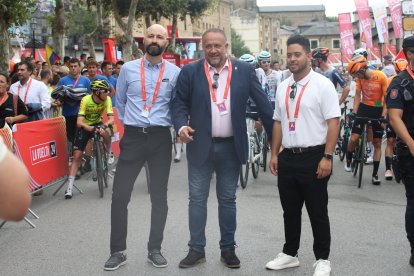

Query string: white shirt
208 60 233 138
273 69 341 148
265 69 282 102
10 78 51 111
255 68 267 89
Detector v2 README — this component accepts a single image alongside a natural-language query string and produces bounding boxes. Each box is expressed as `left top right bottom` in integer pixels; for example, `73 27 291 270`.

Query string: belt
125 125 169 133
212 136 234 143
284 144 325 154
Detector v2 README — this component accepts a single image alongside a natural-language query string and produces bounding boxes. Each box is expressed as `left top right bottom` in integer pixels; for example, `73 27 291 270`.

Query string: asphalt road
0 149 413 276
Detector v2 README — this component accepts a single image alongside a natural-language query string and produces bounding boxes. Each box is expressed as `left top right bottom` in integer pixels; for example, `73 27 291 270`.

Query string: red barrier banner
102 107 124 157
338 13 355 63
13 117 68 191
355 0 373 50
388 0 403 39
0 124 13 151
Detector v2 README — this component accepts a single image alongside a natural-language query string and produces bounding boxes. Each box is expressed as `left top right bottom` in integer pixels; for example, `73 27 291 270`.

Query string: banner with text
372 0 388 44
13 117 69 191
355 0 373 50
338 13 355 63
388 0 403 39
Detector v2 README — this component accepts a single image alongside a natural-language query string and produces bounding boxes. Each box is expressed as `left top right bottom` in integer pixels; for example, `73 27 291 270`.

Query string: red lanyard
204 59 232 103
140 57 165 105
284 80 310 120
0 93 8 106
18 78 33 104
72 75 80 89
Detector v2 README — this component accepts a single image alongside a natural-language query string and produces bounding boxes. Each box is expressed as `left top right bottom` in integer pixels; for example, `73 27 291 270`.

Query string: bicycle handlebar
351 115 388 124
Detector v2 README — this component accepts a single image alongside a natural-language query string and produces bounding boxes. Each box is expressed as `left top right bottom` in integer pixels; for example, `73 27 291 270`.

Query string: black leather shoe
179 249 206 268
410 254 414 267
220 249 240 268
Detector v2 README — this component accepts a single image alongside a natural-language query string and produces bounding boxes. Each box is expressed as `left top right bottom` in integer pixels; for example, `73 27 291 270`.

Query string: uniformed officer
386 35 414 267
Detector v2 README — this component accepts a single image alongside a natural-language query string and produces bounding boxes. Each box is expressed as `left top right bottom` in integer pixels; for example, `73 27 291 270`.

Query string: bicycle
350 116 386 188
239 112 266 188
91 124 112 198
335 100 353 161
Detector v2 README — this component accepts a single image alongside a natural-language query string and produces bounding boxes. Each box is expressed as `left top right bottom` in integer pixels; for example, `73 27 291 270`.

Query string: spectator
382 55 396 77
0 72 28 128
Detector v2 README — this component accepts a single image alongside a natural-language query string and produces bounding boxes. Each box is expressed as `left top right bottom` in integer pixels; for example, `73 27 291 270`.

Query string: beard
145 43 166 56
288 60 309 74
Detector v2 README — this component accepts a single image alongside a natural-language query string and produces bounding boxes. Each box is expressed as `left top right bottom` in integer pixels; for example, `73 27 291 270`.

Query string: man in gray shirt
382 55 396 77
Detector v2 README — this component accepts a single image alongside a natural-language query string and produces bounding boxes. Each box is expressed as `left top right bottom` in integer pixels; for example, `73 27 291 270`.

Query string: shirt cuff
0 137 7 164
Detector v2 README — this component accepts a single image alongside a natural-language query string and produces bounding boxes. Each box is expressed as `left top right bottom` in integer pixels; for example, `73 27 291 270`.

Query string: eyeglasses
261 60 271 64
92 89 110 94
212 73 219 89
290 83 297 100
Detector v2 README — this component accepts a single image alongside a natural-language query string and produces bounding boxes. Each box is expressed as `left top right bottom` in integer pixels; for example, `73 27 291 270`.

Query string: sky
256 0 389 17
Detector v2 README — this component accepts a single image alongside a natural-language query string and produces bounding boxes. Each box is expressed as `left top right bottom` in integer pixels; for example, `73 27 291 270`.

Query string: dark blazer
172 58 274 166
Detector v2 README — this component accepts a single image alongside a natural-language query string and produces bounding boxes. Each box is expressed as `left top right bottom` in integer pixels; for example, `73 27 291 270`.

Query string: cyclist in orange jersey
345 55 388 185
384 59 408 181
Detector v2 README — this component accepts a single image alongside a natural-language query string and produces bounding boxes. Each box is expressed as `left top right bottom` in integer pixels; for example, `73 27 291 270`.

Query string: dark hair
42 62 48 66
69 58 80 66
0 71 10 84
18 60 34 73
86 59 99 67
287 34 311 53
80 53 87 59
101 61 113 70
40 69 52 79
115 60 124 66
64 56 71 63
51 74 61 86
202 28 227 42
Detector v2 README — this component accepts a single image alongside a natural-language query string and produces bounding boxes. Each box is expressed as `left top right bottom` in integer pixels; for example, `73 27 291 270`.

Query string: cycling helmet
90 79 110 92
239 54 256 64
347 55 368 74
353 48 368 58
394 58 408 73
311 47 329 59
257 51 272 61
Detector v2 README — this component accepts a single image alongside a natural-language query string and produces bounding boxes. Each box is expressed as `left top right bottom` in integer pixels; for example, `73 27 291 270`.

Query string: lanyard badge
284 80 310 135
140 57 165 118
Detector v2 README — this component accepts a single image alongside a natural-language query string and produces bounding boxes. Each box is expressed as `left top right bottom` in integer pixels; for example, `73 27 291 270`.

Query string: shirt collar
207 58 230 74
289 68 313 87
19 77 32 87
144 55 163 69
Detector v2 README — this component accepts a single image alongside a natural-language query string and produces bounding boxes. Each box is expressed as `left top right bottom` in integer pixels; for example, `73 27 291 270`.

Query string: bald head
144 24 169 57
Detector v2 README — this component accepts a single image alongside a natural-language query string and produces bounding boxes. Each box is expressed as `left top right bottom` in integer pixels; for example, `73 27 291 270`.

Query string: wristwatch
323 153 333 160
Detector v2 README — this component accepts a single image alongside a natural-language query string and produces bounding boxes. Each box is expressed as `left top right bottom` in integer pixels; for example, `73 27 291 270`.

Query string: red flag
338 13 355 63
387 0 403 39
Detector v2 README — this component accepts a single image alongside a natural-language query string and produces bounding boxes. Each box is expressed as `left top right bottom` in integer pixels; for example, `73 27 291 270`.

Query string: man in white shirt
267 34 340 276
9 61 51 121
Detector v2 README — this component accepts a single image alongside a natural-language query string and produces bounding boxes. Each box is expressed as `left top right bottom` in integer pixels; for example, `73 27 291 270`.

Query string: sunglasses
290 83 297 100
261 60 271 64
351 68 366 78
212 73 219 89
93 89 110 94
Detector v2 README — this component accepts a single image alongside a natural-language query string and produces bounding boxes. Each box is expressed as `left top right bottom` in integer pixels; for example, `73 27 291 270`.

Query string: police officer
386 36 414 267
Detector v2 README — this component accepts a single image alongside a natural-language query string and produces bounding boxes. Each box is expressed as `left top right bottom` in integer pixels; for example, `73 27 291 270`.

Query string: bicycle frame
91 127 110 197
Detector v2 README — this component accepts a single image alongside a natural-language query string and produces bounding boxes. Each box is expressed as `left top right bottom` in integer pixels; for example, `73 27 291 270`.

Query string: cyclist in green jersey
65 79 114 199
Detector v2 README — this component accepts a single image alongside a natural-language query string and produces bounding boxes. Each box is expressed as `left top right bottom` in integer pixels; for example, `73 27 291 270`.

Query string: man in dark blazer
172 28 273 269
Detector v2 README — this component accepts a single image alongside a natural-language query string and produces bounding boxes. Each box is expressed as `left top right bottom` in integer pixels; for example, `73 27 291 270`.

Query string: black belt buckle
139 127 148 134
291 147 303 154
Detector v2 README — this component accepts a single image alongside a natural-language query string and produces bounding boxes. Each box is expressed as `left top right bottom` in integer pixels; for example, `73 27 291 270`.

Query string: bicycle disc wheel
95 141 104 198
239 163 249 189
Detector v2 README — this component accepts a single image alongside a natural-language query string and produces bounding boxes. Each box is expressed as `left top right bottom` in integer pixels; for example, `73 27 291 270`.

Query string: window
310 39 318 49
332 39 340 49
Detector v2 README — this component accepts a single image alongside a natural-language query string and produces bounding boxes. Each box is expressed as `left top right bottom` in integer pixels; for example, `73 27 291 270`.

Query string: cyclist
384 58 408 180
65 79 114 199
354 48 376 69
257 50 281 109
345 55 388 185
312 47 350 104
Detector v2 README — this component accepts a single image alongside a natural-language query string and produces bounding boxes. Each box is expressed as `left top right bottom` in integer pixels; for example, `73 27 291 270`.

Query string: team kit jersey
78 95 114 125
356 70 388 107
57 75 90 116
265 70 281 102
315 66 347 88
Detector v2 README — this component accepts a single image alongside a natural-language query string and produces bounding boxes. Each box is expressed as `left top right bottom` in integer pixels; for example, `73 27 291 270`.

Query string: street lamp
30 18 37 59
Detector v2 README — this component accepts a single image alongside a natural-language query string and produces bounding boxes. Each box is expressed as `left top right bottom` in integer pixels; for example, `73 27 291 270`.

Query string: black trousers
278 147 331 260
399 154 414 253
110 126 172 253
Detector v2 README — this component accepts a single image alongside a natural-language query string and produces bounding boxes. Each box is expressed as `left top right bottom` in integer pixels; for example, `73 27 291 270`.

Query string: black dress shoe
179 249 206 268
220 249 240 268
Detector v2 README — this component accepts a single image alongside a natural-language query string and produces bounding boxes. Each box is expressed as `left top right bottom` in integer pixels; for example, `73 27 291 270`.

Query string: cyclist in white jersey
239 53 267 91
257 50 281 109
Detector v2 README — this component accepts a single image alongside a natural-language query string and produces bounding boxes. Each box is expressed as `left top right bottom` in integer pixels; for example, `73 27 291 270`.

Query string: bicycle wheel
352 143 360 177
239 163 249 189
339 129 349 161
95 141 104 198
358 133 367 188
252 133 260 179
261 132 268 172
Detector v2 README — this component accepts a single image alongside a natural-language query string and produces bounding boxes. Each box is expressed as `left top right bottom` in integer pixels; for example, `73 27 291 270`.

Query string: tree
231 28 251 58
0 0 37 72
52 0 67 57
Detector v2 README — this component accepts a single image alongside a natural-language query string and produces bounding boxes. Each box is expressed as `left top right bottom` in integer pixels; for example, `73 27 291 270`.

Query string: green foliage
1 0 37 27
326 16 338 22
67 5 97 36
231 28 251 58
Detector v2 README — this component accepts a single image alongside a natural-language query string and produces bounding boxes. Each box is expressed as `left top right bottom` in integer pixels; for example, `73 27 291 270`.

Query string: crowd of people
1 23 414 276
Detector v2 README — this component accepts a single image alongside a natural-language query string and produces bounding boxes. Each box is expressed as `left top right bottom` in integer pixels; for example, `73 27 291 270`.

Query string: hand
269 155 278 176
88 126 95 132
179 126 195 143
316 158 332 179
4 117 14 124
